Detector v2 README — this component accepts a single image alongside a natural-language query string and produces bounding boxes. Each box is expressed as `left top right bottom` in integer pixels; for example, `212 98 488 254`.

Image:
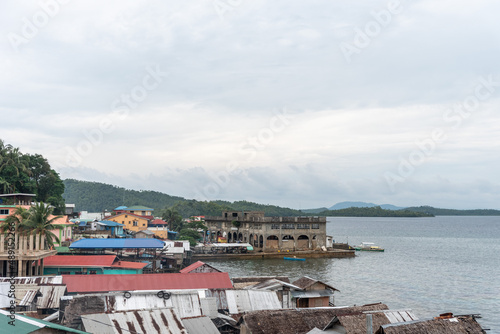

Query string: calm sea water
205 216 500 332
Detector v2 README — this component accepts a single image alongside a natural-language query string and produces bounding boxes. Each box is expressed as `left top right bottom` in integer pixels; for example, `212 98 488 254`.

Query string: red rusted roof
110 261 148 269
44 255 147 270
150 218 168 225
179 261 206 273
62 272 234 293
44 255 117 267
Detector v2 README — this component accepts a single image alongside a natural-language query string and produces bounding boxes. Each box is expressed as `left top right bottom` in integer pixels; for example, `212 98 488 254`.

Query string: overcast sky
1 0 499 210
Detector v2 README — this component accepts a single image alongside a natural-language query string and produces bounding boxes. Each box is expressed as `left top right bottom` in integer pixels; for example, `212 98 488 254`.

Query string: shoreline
192 248 355 260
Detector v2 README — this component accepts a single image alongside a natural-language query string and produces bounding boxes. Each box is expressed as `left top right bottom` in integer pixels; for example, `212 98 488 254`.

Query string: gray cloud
1 0 500 209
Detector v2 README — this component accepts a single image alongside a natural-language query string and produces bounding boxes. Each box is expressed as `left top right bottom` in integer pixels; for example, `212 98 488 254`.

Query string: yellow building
107 212 149 232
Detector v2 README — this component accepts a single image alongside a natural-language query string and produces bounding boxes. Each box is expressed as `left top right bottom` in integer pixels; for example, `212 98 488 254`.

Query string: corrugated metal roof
182 316 220 334
207 289 281 314
366 309 418 323
37 285 67 309
63 272 233 293
125 205 154 211
0 276 63 285
18 288 39 306
180 261 206 273
44 255 117 267
291 290 334 298
70 238 165 249
106 291 202 318
110 261 148 269
0 309 90 334
248 278 303 291
82 309 187 334
98 220 124 226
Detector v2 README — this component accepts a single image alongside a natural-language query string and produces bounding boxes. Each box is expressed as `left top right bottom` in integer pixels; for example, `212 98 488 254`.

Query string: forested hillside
63 179 304 217
318 206 434 217
63 179 184 213
404 206 500 216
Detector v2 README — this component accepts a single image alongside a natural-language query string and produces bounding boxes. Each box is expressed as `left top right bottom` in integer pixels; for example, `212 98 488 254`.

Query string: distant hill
404 206 500 216
328 201 404 210
301 207 329 214
62 179 304 217
319 206 433 217
62 179 184 213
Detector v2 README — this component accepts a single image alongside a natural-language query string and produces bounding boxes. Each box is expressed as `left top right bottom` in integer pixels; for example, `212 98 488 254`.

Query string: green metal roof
0 310 90 334
125 205 154 211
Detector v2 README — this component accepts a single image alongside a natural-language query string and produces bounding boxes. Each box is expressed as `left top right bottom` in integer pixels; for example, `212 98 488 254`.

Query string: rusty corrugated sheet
182 316 220 334
101 291 203 318
206 289 281 314
82 308 188 334
37 285 67 309
18 289 39 307
205 289 228 310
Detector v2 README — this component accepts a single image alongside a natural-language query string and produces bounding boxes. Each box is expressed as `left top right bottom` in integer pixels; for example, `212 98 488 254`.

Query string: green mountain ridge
62 179 500 218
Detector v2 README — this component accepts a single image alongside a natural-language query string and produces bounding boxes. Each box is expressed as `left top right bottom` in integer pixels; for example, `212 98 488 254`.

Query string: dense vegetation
0 139 65 213
63 179 184 213
318 206 434 217
63 179 304 217
404 206 500 216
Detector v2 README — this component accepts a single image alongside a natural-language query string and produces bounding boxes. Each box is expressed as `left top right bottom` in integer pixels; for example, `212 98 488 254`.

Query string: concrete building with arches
204 211 327 251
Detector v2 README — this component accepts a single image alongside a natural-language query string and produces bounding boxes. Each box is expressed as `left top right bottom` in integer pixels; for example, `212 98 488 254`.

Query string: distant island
317 206 434 217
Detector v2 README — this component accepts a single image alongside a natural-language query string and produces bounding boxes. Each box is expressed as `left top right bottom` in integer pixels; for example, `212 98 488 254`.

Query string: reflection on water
206 216 500 332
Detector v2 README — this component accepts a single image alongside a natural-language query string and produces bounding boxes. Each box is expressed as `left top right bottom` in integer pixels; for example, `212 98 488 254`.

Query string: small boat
284 256 306 261
354 242 384 252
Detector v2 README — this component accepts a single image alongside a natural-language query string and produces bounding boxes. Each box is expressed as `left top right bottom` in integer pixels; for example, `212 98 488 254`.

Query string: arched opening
259 235 263 248
233 232 237 242
238 232 243 242
297 235 309 250
267 235 279 249
282 235 294 250
228 232 232 242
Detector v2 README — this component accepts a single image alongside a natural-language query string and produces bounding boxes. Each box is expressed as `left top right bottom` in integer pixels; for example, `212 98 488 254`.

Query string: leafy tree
177 228 203 247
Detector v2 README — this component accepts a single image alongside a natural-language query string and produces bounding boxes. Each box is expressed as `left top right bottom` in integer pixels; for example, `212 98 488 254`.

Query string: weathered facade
205 211 327 251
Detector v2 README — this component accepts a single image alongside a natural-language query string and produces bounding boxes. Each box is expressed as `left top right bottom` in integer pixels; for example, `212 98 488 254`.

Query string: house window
312 224 320 229
142 224 146 226
133 221 138 226
89 270 97 275
142 211 146 215
0 209 9 215
125 215 128 218
282 224 295 229
297 224 310 229
271 224 280 229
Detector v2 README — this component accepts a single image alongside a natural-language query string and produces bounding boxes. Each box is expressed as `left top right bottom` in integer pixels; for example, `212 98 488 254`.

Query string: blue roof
78 221 87 227
114 206 128 210
69 238 165 249
98 220 124 227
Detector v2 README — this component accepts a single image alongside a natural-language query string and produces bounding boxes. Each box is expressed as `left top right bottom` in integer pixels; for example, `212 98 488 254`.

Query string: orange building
106 212 149 232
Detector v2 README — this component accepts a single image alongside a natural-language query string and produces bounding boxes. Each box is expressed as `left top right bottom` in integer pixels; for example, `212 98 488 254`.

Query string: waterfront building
204 211 328 251
0 193 57 277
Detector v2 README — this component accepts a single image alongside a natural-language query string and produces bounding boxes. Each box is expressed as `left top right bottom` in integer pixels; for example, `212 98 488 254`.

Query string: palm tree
162 208 183 232
0 206 30 234
22 202 63 249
